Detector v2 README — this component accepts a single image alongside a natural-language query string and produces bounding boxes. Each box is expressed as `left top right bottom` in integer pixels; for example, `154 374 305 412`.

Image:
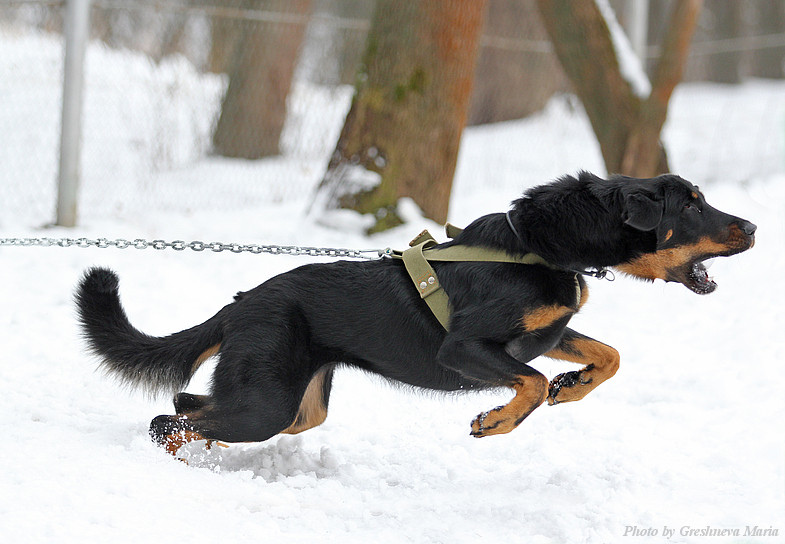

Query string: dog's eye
684 202 701 213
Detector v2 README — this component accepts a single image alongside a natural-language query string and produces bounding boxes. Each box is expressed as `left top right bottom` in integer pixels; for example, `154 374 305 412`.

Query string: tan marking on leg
281 371 329 435
192 343 221 374
470 373 548 437
545 337 620 405
521 304 573 332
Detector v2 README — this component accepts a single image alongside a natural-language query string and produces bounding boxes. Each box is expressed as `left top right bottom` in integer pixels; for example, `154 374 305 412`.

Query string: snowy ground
1 29 784 544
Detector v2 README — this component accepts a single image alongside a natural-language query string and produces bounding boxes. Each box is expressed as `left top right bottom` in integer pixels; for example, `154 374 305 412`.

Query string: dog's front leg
544 328 620 405
437 335 549 438
469 372 549 438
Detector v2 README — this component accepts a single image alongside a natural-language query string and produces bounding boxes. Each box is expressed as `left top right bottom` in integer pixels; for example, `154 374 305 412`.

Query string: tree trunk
753 0 785 78
468 0 566 126
314 0 486 233
212 0 311 159
621 0 702 177
537 0 701 178
208 2 244 75
706 2 743 83
536 0 640 175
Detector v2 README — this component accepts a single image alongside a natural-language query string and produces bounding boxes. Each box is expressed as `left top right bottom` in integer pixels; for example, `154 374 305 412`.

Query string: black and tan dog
76 172 755 454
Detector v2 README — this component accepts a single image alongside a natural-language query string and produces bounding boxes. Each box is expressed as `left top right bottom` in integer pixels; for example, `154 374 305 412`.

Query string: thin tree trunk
706 2 743 83
753 0 785 78
468 0 566 125
315 0 486 232
536 0 640 175
208 3 243 75
621 0 702 178
212 0 311 159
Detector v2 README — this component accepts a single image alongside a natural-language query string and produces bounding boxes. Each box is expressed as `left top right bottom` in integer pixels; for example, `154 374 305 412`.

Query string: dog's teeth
703 258 716 269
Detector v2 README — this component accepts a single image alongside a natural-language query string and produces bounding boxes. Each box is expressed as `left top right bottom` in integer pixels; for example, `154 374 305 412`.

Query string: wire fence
1 0 783 228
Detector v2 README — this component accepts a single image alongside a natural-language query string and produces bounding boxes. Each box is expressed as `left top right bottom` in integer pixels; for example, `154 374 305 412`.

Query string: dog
75 172 756 455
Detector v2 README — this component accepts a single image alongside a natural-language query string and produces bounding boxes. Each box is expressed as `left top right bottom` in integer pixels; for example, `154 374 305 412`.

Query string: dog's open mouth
678 229 755 295
684 258 717 294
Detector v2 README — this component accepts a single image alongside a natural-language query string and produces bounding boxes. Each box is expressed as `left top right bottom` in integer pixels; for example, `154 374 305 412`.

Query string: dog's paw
470 406 515 438
547 370 593 405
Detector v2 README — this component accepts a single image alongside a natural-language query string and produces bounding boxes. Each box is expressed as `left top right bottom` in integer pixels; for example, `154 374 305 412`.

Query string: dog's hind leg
544 328 620 405
149 335 322 456
166 394 228 454
280 365 335 435
161 365 334 455
173 393 211 414
149 384 304 456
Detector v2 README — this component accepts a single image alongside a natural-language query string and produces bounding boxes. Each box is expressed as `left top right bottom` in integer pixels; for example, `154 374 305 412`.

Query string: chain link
0 236 386 260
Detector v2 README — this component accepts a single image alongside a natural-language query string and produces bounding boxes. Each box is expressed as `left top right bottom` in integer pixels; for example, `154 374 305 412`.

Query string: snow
1 27 784 544
595 0 652 98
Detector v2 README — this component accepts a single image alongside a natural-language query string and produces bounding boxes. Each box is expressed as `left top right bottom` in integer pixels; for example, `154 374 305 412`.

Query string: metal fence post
56 0 91 227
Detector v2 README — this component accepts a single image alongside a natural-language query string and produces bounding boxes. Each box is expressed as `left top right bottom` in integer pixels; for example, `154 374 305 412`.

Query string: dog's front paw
470 406 515 438
547 370 593 405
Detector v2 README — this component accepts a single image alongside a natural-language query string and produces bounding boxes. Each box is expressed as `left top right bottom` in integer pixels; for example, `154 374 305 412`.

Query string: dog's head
615 174 756 294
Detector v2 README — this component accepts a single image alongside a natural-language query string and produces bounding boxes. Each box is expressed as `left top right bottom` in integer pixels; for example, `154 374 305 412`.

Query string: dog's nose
736 220 757 236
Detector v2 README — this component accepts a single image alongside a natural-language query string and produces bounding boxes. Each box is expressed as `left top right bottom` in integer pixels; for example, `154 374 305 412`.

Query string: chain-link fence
1 0 783 227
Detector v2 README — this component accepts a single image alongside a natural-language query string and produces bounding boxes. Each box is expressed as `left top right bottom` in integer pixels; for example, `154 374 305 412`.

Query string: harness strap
392 226 551 331
418 245 550 266
400 234 452 330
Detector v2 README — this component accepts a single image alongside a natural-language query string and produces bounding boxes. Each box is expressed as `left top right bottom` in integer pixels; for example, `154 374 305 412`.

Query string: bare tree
537 0 702 178
621 0 702 177
212 0 311 159
753 0 785 78
313 0 487 233
468 0 566 125
706 2 744 83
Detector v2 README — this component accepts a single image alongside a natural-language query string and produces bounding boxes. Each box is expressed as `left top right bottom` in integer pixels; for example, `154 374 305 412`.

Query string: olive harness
388 213 612 331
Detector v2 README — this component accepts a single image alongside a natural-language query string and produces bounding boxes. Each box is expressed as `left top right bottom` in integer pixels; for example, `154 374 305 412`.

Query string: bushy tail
75 267 226 397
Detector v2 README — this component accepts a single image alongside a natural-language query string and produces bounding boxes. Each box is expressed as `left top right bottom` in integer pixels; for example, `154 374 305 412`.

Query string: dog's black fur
76 172 756 449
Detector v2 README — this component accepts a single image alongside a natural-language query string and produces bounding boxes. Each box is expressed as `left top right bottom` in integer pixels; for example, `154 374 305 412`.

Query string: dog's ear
622 192 663 231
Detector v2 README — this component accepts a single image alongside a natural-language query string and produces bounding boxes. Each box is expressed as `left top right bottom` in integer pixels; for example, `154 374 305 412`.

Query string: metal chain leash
0 236 388 260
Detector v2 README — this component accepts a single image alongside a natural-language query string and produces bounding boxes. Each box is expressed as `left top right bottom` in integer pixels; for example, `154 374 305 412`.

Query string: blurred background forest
1 0 784 230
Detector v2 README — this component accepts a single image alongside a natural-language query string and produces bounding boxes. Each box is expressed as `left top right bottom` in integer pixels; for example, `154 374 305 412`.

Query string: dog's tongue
688 261 717 294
